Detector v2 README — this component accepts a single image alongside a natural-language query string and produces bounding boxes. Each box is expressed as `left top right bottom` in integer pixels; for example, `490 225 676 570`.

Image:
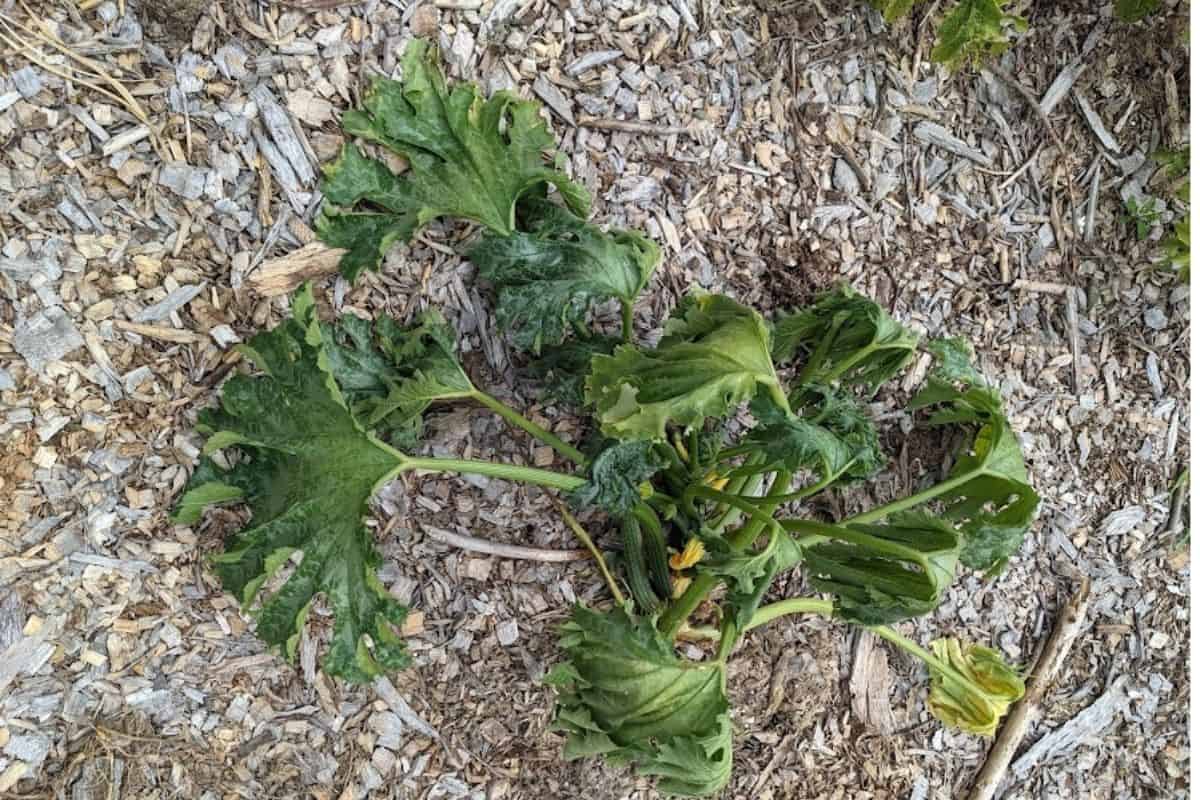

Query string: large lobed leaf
772 285 919 394
587 293 788 441
174 286 411 682
910 337 1040 574
470 198 660 352
547 605 732 797
525 333 621 407
316 38 589 280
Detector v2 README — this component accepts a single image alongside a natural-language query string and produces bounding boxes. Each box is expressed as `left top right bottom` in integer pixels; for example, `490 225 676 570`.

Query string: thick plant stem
621 299 634 343
473 391 586 465
401 455 584 491
658 471 792 638
745 598 832 631
841 472 975 525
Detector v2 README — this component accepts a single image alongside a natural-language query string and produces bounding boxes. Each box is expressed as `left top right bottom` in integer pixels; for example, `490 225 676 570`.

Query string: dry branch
967 578 1092 800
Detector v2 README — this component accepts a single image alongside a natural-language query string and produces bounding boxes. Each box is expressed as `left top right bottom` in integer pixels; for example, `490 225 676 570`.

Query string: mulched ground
0 0 1189 798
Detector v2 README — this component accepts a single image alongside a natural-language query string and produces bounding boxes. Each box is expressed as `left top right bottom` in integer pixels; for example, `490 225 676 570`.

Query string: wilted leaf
910 338 1040 574
802 512 961 625
549 605 732 797
471 198 660 352
570 441 668 516
587 293 788 441
526 334 621 407
743 384 883 485
174 285 409 682
927 638 1025 736
772 285 918 394
316 38 589 280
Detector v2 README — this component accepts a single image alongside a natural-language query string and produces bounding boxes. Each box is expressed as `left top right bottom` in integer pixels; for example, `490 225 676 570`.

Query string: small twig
550 497 626 604
421 524 590 563
986 66 1065 156
967 578 1092 800
577 115 691 137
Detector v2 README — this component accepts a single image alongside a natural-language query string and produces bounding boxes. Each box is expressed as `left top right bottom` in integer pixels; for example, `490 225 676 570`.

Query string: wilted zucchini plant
177 41 1039 795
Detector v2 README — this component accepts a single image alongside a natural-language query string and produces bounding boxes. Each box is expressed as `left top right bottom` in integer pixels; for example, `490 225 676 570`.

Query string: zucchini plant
177 41 1038 795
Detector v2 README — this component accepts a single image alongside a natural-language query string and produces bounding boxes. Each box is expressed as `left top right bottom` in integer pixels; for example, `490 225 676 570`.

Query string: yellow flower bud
671 575 692 599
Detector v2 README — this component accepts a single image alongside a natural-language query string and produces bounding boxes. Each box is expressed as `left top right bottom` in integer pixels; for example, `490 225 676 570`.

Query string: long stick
966 578 1092 800
422 525 590 563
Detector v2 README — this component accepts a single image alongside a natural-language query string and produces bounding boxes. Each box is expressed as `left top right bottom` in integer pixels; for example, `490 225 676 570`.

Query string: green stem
840 471 975 525
745 474 834 505
473 391 586 465
708 471 765 533
400 454 584 491
679 598 834 641
621 299 634 343
659 471 792 638
745 598 833 631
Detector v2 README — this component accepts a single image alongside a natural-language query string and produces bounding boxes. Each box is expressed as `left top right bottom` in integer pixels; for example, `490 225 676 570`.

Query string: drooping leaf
926 638 1025 736
316 38 589 280
569 441 668 516
527 334 621 407
910 338 1040 574
322 309 476 446
772 285 919 394
931 0 1027 70
743 384 884 485
471 198 660 352
174 285 409 682
801 511 962 626
1115 0 1161 22
587 293 788 441
548 605 732 797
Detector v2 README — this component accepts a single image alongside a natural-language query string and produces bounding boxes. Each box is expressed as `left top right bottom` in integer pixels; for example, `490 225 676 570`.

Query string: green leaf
1115 0 1161 22
870 0 919 23
931 0 1027 70
744 384 884 485
910 338 1040 574
526 333 621 407
316 38 590 280
549 605 732 797
569 441 668 516
587 292 788 441
175 284 410 682
696 525 780 595
927 638 1025 736
470 198 660 352
321 309 476 447
1163 217 1190 282
804 511 962 625
772 285 918 394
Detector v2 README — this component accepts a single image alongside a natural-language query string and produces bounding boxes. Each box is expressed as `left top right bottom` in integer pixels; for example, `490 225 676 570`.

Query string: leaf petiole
397 453 585 491
839 471 976 525
472 390 586 465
